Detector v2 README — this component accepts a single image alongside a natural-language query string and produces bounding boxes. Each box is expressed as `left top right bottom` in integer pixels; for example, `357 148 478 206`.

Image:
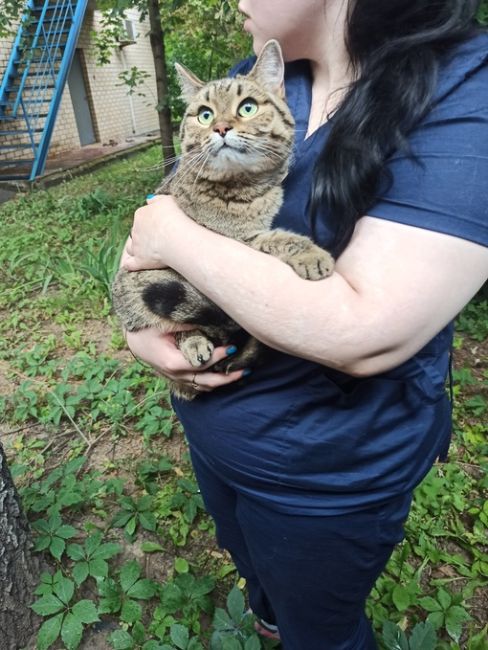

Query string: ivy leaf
98 578 122 614
141 542 164 553
110 629 135 650
227 586 245 624
137 495 153 510
85 533 102 556
34 536 51 552
445 606 471 642
61 612 83 650
89 557 109 578
112 511 133 528
121 598 142 624
57 525 77 540
120 561 141 592
37 613 64 650
125 516 138 536
139 511 157 532
72 561 89 586
67 544 85 561
427 611 445 630
221 637 242 650
127 579 157 600
31 594 65 617
213 607 233 632
409 621 437 650
437 588 452 611
49 536 66 561
419 596 443 612
170 623 189 649
132 621 145 645
71 599 99 624
53 576 75 606
244 636 261 650
392 585 410 612
382 621 409 650
92 542 121 560
174 558 189 574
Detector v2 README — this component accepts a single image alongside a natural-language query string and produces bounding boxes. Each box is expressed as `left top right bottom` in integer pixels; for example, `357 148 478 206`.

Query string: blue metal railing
0 0 88 180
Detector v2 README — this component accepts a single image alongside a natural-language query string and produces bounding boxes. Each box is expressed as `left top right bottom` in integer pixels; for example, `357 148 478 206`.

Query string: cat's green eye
197 106 214 125
237 98 258 118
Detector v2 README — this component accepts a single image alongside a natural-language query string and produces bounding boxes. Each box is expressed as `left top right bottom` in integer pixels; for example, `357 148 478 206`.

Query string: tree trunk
147 0 177 177
0 443 39 649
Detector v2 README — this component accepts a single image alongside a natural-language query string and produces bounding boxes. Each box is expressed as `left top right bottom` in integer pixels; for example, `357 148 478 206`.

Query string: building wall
0 7 159 163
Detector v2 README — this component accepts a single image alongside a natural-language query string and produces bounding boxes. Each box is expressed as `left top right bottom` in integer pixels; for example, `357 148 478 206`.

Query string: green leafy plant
98 560 158 624
32 514 77 560
67 532 122 585
154 477 206 546
109 621 202 650
112 495 157 538
418 588 472 642
156 571 215 635
210 586 262 650
381 621 437 650
31 572 99 650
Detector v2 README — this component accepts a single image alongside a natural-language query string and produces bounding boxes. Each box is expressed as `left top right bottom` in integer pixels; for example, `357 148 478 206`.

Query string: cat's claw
180 335 214 367
288 248 335 280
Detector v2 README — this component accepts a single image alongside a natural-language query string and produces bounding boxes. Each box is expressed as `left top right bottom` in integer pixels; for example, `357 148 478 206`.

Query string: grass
0 144 486 649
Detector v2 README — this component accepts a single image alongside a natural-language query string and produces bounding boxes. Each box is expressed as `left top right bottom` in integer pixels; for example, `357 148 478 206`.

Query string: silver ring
191 373 199 390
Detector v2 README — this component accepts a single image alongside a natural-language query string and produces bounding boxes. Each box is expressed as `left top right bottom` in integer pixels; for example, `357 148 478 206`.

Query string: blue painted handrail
0 0 36 117
0 0 88 181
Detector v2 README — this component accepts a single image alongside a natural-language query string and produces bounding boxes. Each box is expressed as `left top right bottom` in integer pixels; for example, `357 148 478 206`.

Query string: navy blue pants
190 447 412 650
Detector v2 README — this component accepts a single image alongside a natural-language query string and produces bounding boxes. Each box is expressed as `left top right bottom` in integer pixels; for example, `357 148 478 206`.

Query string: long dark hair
310 0 483 257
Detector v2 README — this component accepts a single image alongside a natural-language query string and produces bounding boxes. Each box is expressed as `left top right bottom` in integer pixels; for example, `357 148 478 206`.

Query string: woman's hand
124 195 188 272
125 327 246 393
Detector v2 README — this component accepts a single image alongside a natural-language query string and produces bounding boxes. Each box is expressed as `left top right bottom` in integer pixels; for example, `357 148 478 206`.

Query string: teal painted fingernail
146 193 155 199
242 368 252 377
226 345 238 356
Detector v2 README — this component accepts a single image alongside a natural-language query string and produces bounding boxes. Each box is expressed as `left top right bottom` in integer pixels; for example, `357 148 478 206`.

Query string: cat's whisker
169 151 209 194
191 149 213 191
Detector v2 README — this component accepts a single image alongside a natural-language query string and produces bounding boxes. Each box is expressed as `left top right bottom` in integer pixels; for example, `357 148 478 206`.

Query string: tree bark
0 443 39 650
147 0 177 177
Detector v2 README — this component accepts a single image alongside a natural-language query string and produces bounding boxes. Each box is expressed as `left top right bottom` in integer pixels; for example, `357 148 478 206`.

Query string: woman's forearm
127 202 488 376
160 214 391 374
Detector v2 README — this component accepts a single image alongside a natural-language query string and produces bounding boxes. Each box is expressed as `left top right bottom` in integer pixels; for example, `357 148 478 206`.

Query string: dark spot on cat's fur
182 304 232 327
143 281 187 317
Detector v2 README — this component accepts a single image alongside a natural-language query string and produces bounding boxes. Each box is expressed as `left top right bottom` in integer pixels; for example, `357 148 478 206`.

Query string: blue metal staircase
0 0 88 181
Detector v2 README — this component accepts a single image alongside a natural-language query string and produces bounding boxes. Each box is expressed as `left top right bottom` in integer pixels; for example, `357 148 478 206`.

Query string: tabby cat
112 39 334 399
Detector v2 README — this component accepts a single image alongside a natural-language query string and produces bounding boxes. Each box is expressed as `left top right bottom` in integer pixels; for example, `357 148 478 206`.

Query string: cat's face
176 40 294 181
180 79 294 178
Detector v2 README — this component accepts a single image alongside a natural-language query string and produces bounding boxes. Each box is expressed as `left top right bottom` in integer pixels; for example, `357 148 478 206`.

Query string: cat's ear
175 62 205 102
248 39 285 98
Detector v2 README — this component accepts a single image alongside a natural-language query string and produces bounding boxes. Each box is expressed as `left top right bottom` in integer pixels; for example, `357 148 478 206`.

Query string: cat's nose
214 122 233 137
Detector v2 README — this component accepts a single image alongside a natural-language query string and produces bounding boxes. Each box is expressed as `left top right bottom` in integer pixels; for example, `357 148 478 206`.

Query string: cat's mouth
212 138 247 156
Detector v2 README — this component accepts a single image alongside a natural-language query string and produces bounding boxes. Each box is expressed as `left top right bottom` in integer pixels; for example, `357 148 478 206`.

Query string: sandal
254 617 281 641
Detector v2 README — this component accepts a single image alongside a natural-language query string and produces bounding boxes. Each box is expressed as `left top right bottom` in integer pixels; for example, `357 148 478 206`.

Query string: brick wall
0 6 160 163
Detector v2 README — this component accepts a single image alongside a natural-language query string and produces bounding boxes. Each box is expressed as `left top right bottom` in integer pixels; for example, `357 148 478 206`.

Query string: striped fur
112 40 334 399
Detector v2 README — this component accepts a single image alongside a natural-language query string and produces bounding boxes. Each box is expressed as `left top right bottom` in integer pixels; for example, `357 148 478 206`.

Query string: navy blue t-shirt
173 34 488 514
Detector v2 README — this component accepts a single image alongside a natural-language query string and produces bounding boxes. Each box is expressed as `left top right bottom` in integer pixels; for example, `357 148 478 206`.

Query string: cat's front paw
179 335 214 367
288 247 335 280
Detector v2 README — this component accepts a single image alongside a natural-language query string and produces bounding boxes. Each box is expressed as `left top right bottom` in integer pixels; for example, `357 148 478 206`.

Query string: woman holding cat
122 1 488 648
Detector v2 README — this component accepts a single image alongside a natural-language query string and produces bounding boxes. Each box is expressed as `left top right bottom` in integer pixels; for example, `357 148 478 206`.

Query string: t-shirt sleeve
369 58 488 247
